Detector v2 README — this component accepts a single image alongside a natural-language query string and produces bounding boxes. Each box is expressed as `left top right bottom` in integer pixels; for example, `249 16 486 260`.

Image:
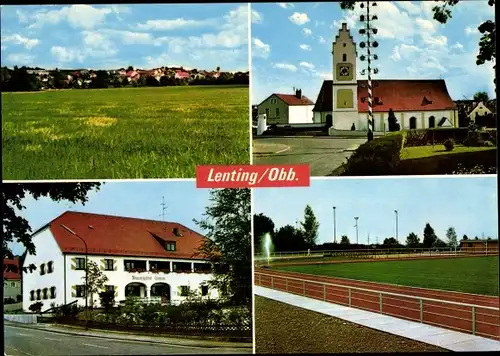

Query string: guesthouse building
22 211 218 311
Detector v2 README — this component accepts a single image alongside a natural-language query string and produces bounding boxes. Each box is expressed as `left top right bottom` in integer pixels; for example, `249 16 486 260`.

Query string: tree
473 91 490 102
383 237 399 247
340 1 496 86
2 183 102 267
387 109 400 132
405 232 420 247
273 225 306 252
463 234 469 240
99 290 115 314
84 261 108 308
446 227 458 248
194 188 251 307
340 235 350 245
127 65 134 72
423 223 438 248
300 205 320 248
253 213 275 254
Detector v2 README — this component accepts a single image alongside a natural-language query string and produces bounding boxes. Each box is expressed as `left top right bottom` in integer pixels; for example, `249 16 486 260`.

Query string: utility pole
354 217 359 245
333 206 337 243
358 1 379 142
394 210 399 244
160 196 167 221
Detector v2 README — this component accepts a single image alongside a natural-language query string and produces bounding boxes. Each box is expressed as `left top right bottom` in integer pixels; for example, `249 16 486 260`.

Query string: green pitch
275 256 499 296
2 85 249 179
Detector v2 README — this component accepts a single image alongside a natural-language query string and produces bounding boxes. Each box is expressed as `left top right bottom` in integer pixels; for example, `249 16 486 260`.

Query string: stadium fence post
420 299 423 322
323 284 326 301
348 288 352 307
472 306 476 335
379 293 383 312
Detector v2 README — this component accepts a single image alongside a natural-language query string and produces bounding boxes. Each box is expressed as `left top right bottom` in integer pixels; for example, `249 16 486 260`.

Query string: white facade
288 105 315 124
23 227 218 311
468 102 492 119
353 110 455 132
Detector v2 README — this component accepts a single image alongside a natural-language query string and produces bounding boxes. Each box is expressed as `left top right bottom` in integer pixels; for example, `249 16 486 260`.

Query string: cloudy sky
251 1 496 104
7 181 213 256
254 176 498 246
0 4 249 71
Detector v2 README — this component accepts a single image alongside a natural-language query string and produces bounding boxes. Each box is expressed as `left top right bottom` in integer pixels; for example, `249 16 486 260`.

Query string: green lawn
2 85 249 179
275 256 499 296
401 145 495 160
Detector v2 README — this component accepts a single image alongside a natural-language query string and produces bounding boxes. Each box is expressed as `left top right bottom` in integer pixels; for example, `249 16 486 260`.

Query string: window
343 43 346 47
180 286 190 297
104 259 114 271
47 261 54 273
468 243 472 248
265 108 270 118
275 108 280 117
11 282 16 287
105 285 115 293
42 288 48 299
201 286 209 296
30 290 35 301
173 228 183 237
50 287 56 299
75 258 85 270
40 263 46 275
76 285 86 297
165 242 176 251
36 289 41 300
342 53 347 62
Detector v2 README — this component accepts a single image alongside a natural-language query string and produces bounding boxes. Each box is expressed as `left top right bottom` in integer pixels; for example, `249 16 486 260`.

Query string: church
313 23 459 134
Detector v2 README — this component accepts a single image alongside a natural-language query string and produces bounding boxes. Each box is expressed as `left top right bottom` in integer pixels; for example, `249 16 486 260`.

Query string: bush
4 297 16 304
341 133 404 176
444 139 454 151
29 301 44 314
452 163 497 175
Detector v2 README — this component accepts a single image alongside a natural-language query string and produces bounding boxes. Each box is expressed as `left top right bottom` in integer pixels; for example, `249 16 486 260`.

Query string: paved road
252 137 367 176
4 324 250 355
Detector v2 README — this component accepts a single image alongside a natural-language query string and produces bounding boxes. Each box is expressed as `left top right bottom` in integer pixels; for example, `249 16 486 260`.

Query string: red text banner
196 165 310 188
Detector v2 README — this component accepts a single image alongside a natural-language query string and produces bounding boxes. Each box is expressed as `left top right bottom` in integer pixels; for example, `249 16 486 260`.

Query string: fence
255 271 500 340
255 247 499 260
4 314 38 324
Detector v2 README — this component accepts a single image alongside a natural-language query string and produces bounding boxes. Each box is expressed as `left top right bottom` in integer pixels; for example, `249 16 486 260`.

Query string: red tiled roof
46 211 207 259
4 257 21 280
275 94 315 106
313 79 457 112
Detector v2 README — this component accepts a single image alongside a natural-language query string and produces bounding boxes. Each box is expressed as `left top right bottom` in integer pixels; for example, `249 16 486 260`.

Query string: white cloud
51 46 85 63
465 26 480 36
396 1 421 15
251 9 263 24
299 44 311 51
135 18 214 31
451 42 464 50
278 3 294 9
81 31 114 49
299 61 315 70
423 35 448 47
274 63 297 72
289 12 310 26
27 5 121 30
390 44 421 62
6 53 34 64
318 36 326 44
252 38 270 59
1 34 39 49
302 28 312 36
415 18 436 34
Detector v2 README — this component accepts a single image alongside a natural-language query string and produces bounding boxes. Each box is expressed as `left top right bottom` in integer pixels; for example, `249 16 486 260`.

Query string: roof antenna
160 196 168 221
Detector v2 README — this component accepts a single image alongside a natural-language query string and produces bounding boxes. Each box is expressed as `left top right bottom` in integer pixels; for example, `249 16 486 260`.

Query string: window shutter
114 261 117 271
71 257 76 270
177 286 182 296
71 286 76 297
100 259 105 271
114 286 118 297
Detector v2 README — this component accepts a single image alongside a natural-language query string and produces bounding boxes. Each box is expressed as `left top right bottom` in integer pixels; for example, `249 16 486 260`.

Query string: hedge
340 133 404 176
405 128 497 147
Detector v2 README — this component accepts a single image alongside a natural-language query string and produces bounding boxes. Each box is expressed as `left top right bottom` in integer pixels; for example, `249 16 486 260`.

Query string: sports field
2 85 249 179
275 256 499 296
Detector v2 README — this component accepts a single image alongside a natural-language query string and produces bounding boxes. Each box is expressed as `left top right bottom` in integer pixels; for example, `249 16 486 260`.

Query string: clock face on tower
336 63 353 81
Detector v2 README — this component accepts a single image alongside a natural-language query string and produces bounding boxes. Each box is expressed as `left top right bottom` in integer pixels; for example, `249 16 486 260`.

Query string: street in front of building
4 323 250 355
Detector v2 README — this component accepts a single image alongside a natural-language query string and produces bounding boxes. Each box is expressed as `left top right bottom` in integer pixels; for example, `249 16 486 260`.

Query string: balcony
149 261 170 274
124 260 147 273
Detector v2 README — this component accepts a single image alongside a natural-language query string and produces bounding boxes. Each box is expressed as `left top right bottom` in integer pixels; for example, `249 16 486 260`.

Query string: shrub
16 294 22 303
99 290 115 314
452 164 497 175
351 123 356 131
341 133 404 176
29 301 44 314
444 139 454 151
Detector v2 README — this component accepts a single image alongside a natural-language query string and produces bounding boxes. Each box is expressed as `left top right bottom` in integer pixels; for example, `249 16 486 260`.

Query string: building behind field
459 239 499 254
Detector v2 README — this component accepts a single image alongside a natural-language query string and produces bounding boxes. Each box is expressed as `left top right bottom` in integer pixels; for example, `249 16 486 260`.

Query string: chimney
341 22 348 31
295 88 302 99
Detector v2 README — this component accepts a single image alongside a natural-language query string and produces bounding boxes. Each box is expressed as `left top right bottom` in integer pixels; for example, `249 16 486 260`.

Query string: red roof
4 257 21 280
175 71 190 78
274 94 314 106
314 79 457 112
46 211 207 259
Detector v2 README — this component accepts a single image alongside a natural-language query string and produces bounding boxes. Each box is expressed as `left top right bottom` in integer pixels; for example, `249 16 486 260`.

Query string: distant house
257 89 315 125
460 239 498 254
4 257 22 302
175 70 190 80
467 101 494 120
126 70 140 82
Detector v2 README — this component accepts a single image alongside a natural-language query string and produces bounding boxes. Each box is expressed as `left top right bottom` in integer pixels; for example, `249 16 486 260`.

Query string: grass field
275 256 499 296
400 145 496 160
2 85 249 179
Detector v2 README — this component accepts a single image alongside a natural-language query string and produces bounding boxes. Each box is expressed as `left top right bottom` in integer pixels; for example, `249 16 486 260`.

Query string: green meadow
2 85 249 179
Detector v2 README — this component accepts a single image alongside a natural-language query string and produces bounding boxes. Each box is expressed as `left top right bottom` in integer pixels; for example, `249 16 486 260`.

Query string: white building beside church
23 211 219 311
313 23 459 134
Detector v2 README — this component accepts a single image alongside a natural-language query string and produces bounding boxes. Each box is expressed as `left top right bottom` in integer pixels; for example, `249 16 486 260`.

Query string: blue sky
251 1 496 104
0 4 249 71
254 176 498 245
8 181 213 256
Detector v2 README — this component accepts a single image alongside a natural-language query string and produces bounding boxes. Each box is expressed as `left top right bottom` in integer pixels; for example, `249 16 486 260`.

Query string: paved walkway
255 286 500 352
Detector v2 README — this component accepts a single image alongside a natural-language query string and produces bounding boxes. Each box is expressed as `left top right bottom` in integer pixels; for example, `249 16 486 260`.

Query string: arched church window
428 116 435 128
409 117 417 129
342 54 347 62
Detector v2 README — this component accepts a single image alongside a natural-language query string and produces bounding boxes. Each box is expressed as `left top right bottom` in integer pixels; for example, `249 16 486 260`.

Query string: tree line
254 210 487 252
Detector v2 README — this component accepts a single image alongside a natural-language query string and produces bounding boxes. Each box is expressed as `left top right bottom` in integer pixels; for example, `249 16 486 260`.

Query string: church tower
332 23 359 130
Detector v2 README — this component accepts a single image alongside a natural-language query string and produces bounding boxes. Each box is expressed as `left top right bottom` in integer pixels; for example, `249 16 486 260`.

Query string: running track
255 267 500 340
